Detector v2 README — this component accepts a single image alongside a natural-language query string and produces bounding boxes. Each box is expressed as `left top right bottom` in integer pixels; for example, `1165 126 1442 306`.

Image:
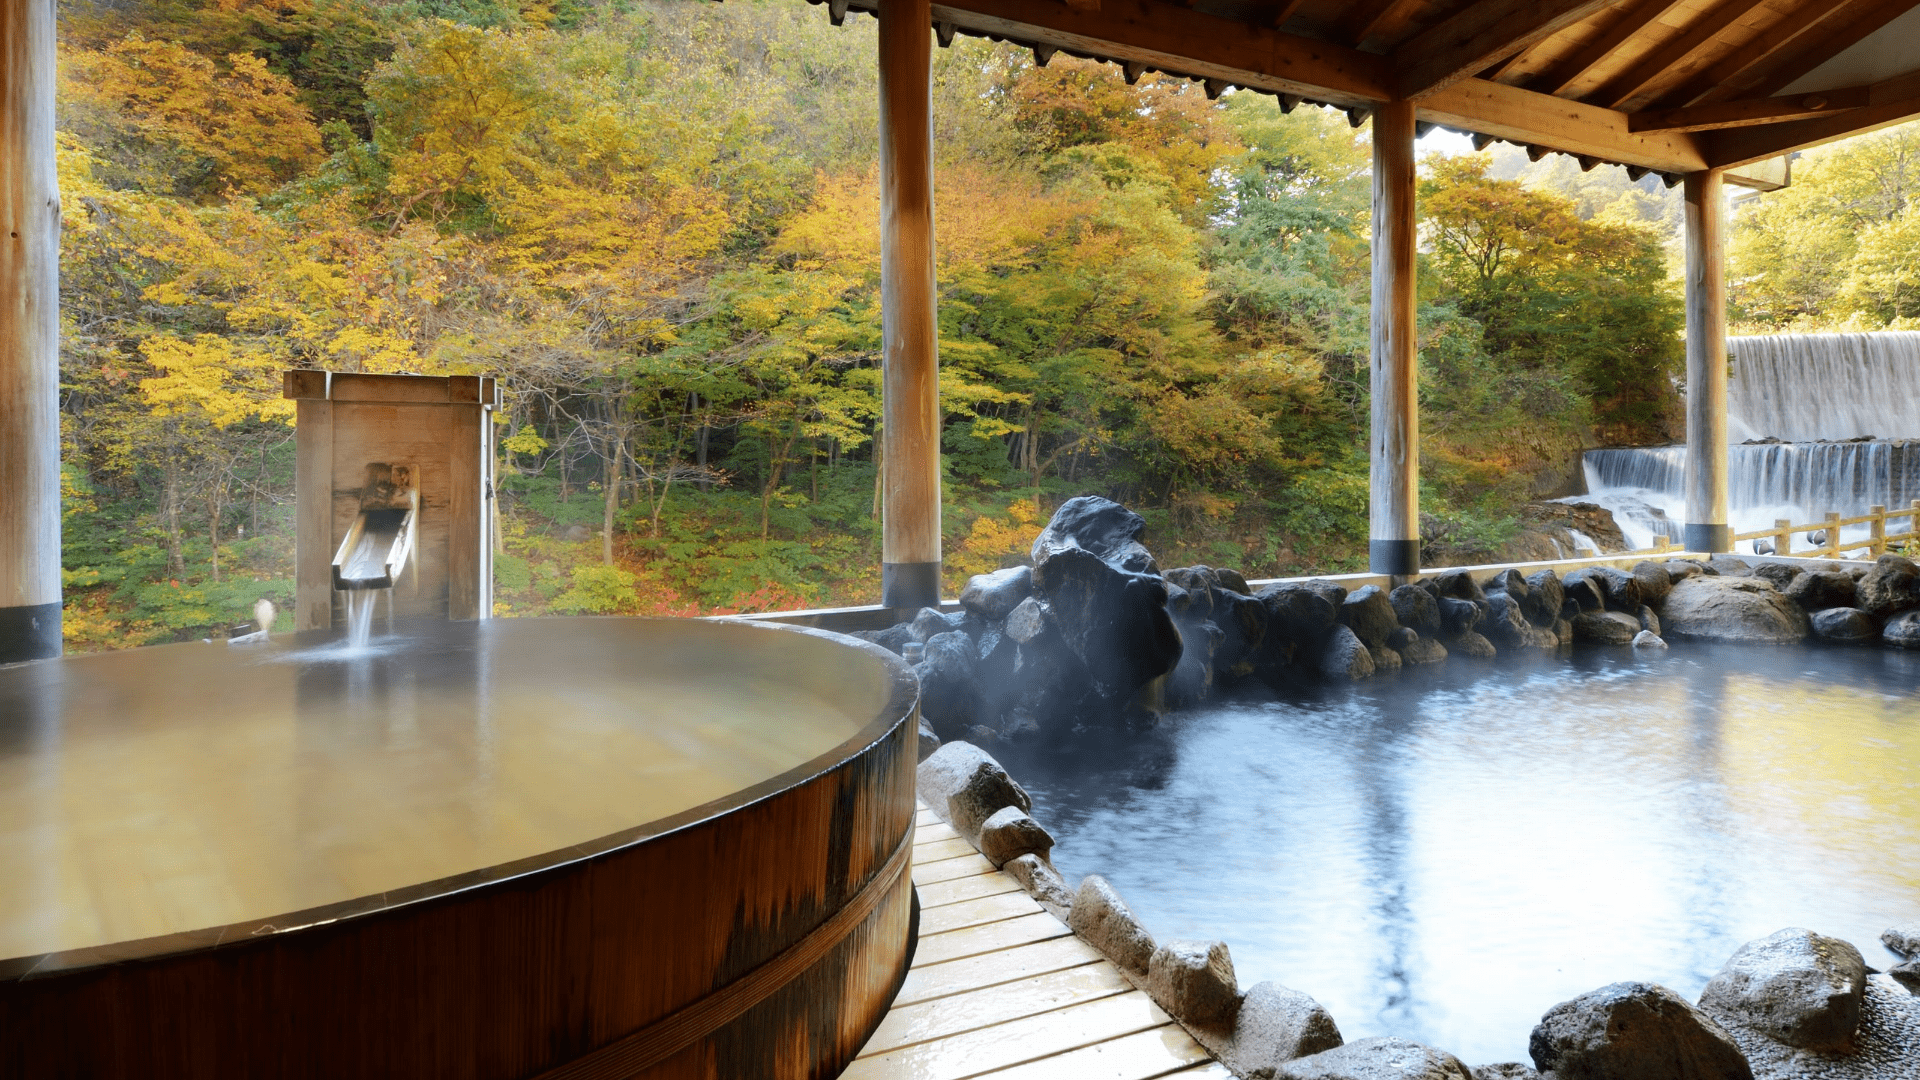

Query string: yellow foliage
138 334 295 427
946 498 1042 579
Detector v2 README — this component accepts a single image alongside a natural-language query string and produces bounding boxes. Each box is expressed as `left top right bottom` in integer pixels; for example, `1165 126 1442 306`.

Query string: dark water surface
997 643 1920 1067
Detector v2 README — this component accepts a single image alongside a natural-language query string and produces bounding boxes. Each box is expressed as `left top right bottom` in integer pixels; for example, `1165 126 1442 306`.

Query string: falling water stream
343 589 384 648
1580 332 1920 551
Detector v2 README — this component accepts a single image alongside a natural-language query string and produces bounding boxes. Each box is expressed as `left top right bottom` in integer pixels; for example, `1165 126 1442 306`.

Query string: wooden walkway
844 804 1228 1080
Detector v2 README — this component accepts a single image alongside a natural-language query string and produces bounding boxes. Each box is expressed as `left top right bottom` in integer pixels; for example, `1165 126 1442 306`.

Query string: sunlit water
998 644 1920 1067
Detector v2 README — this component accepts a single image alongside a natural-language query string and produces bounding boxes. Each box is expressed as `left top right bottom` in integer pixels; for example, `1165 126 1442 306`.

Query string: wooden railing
1634 500 1920 559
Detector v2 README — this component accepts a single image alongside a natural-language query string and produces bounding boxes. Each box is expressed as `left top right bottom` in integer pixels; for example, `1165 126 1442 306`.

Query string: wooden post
1870 504 1885 557
1369 99 1419 577
1824 510 1842 559
1774 518 1791 558
877 0 940 611
0 0 62 662
1682 170 1730 553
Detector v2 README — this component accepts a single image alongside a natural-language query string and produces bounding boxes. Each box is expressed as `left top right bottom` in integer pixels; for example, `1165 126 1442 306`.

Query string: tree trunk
603 441 618 567
162 448 185 575
207 483 222 583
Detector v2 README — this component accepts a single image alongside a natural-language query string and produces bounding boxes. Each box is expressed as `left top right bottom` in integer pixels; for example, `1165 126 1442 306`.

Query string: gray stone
1554 618 1574 642
1433 571 1487 604
1400 636 1449 665
1639 604 1662 635
1481 592 1534 648
1633 561 1674 605
1264 584 1341 644
1471 1066 1538 1080
1003 853 1072 914
1031 546 1182 700
1857 555 1920 616
1003 595 1051 645
1709 556 1756 577
1564 573 1607 612
1488 568 1528 599
1450 630 1496 659
1228 981 1344 1075
1885 609 1920 649
1386 626 1417 650
1698 927 1866 1051
1368 645 1403 672
1216 568 1252 595
1277 1036 1473 1079
1574 610 1641 644
1069 874 1155 974
911 606 964 642
1891 962 1920 995
1811 607 1878 643
1147 939 1240 1028
914 631 983 740
1718 973 1920 1080
1752 563 1800 590
1784 570 1857 612
1568 566 1642 612
1530 981 1753 1080
977 805 1054 868
1030 495 1158 574
959 565 1032 621
1667 560 1706 582
1391 584 1443 637
917 718 941 761
1440 596 1483 637
1341 585 1401 648
1525 571 1567 626
918 741 1031 840
1662 577 1809 644
1883 925 1920 959
1299 579 1350 608
1633 630 1669 648
1320 624 1376 680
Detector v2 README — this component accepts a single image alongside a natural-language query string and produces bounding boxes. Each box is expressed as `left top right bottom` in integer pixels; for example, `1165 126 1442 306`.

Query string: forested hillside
50 0 1909 648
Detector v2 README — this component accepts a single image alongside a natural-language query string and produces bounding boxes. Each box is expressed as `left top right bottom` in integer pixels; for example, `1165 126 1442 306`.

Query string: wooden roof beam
1393 0 1619 100
1745 0 1920 99
1418 77 1708 173
1593 0 1769 110
1529 0 1685 97
1631 89 1867 133
1342 0 1421 49
1706 89 1920 167
1653 0 1859 109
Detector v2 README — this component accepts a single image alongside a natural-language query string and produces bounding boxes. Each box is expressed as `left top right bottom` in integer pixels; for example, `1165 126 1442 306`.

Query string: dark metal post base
1684 523 1732 553
1369 539 1420 577
881 561 941 612
0 602 61 663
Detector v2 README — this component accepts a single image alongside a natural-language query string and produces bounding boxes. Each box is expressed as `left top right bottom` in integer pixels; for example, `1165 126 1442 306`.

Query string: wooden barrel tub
0 617 918 1079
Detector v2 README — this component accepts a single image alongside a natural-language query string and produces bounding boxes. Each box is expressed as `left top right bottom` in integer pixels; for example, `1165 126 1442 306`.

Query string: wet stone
977 805 1054 868
1633 630 1669 648
1003 852 1071 915
1529 981 1752 1080
1228 981 1344 1076
1811 607 1878 643
1340 586 1400 649
1698 927 1866 1051
1784 570 1857 612
1319 625 1376 680
1633 561 1673 605
1146 939 1241 1028
1276 1036 1474 1080
1884 609 1920 649
1574 610 1640 645
1857 554 1920 616
1069 874 1155 975
1391 585 1443 637
1449 630 1497 659
959 565 1032 621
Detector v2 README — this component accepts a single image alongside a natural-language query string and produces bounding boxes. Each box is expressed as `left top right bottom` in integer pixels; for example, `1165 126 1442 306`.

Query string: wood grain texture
1683 169 1729 538
0 622 919 1080
448 403 484 619
1368 99 1419 562
879 0 942 571
0 0 61 618
294 397 334 630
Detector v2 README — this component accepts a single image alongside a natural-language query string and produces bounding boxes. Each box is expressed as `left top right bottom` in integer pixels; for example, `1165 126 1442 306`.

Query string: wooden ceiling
834 0 1920 176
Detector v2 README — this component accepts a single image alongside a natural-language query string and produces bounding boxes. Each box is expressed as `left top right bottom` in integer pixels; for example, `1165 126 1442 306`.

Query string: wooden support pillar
1369 100 1419 577
878 0 941 610
1683 169 1731 553
0 0 62 662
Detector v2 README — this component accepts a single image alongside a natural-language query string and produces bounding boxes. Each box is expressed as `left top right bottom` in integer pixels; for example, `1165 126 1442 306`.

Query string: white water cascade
1580 333 1920 553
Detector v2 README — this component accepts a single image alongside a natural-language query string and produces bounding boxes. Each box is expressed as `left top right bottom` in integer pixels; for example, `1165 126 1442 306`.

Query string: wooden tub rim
1 616 920 983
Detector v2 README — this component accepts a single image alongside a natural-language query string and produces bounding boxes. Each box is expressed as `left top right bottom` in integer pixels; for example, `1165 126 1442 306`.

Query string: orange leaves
60 34 322 197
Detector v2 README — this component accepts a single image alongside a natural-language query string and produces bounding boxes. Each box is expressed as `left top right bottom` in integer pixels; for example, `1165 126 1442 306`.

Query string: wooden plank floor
846 804 1228 1080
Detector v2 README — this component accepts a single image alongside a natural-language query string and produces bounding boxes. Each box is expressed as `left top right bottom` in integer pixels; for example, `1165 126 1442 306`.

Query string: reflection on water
999 645 1920 1067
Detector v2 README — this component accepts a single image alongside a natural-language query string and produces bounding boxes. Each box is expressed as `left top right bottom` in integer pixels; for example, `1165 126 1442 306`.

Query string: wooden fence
1636 499 1920 559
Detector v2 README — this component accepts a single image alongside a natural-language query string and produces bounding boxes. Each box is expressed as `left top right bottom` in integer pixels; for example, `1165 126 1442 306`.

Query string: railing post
1824 511 1842 559
1653 534 1669 554
1774 519 1791 558
1870 504 1886 558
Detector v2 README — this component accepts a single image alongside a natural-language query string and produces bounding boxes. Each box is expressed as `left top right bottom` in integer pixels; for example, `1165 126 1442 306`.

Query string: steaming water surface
1001 644 1920 1068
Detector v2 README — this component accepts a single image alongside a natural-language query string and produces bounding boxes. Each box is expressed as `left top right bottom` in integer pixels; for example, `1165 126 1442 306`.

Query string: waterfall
1579 332 1920 552
1728 331 1920 441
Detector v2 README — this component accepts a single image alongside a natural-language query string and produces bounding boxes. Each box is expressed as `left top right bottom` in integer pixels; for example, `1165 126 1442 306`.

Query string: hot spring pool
997 643 1920 1067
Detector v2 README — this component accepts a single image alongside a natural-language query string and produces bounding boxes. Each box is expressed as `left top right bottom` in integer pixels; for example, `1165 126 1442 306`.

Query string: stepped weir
1583 332 1920 553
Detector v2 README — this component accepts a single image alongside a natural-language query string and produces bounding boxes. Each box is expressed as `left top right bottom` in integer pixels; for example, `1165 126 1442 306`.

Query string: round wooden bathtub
0 617 918 1079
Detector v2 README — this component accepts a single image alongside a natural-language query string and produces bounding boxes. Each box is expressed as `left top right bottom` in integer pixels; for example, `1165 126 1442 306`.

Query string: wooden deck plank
840 991 1175 1080
897 935 1106 1007
912 852 995 886
917 871 1022 909
914 820 962 845
916 837 977 863
912 911 1074 966
975 1023 1212 1080
1166 1064 1234 1077
859 962 1134 1057
916 890 1044 936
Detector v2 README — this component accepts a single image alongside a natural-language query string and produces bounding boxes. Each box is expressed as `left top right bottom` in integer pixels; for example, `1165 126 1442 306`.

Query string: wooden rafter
1744 0 1920 99
1643 66 1920 131
1418 76 1708 172
1652 0 1858 109
1341 0 1420 49
1706 89 1920 166
1264 0 1308 30
1393 0 1619 100
1527 0 1684 97
1591 0 1769 110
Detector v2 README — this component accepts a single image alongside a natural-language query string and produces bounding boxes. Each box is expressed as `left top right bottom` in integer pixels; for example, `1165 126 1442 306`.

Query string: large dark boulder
1481 592 1535 649
1213 589 1269 679
1031 495 1159 574
1439 597 1483 638
1276 1037 1472 1079
1632 561 1673 605
1524 570 1566 627
1340 585 1401 649
1391 584 1442 637
1450 630 1496 659
1319 624 1375 680
1750 563 1799 590
911 606 966 642
1885 609 1920 649
1662 577 1809 644
1567 566 1641 612
1810 607 1878 643
1783 570 1856 612
1666 560 1706 582
1857 554 1920 616
1564 574 1607 613
1432 570 1487 603
856 621 916 656
1697 928 1865 1051
1530 982 1753 1080
1572 610 1640 645
1262 583 1340 645
1708 556 1754 577
1031 547 1181 700
1487 568 1530 600
959 565 1032 620
914 630 984 740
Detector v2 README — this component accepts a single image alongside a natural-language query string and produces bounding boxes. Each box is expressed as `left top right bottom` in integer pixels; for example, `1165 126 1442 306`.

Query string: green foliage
550 564 639 613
